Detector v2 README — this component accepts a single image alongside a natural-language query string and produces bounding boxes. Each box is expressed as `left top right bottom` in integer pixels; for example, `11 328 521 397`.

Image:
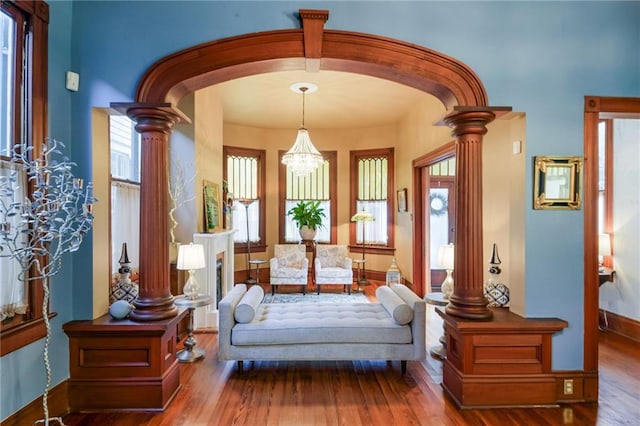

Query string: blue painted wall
1 0 638 419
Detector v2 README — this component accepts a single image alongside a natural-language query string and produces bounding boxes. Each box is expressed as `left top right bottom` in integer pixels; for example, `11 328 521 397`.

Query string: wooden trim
412 142 456 296
223 145 267 249
553 370 599 403
0 0 49 352
2 380 68 426
277 150 337 244
349 148 395 250
0 312 56 356
599 309 640 342
583 96 640 375
135 22 488 109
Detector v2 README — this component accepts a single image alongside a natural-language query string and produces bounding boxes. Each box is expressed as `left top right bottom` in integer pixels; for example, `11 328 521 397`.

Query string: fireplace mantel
193 230 236 330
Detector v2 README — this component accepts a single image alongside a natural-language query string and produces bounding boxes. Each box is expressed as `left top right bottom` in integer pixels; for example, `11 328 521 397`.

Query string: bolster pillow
376 285 413 325
234 285 264 323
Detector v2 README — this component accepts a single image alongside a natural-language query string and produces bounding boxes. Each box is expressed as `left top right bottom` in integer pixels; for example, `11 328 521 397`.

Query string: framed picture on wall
397 188 408 212
533 156 583 210
203 180 221 232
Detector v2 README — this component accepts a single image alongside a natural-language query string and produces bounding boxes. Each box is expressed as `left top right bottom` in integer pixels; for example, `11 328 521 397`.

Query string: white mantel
193 230 236 330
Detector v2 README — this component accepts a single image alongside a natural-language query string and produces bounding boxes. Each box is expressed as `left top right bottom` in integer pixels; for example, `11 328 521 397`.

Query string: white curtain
0 159 27 320
111 180 140 274
356 200 388 245
232 200 260 243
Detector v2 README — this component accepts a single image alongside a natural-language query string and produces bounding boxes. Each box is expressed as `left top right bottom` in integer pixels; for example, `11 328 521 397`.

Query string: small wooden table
248 259 266 285
424 292 448 360
174 294 213 363
353 259 369 292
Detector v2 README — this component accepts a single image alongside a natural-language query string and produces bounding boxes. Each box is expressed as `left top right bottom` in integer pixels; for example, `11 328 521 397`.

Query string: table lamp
598 233 611 273
177 243 206 299
438 243 454 299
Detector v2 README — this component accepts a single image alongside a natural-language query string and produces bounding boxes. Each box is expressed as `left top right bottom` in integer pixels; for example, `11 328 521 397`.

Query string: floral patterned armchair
269 244 309 295
314 245 353 295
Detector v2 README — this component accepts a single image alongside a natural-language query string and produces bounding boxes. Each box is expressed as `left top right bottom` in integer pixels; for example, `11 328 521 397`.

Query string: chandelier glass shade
282 84 323 176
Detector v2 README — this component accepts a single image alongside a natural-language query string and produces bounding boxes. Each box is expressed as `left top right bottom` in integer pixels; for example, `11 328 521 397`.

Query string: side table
424 292 448 360
174 294 213 363
248 259 266 285
353 259 368 292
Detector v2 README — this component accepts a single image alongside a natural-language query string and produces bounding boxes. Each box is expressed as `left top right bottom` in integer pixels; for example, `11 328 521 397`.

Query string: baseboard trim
553 370 598 403
599 309 640 342
2 380 69 426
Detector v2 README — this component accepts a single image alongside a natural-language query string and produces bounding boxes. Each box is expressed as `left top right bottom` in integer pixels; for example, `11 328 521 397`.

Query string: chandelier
282 83 323 176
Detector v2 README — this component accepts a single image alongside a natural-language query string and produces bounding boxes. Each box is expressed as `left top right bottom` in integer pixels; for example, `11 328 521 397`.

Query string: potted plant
287 200 326 240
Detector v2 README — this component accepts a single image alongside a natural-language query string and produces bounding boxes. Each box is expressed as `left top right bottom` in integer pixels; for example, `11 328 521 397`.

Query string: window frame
223 145 266 253
349 148 395 255
0 0 50 356
278 150 337 245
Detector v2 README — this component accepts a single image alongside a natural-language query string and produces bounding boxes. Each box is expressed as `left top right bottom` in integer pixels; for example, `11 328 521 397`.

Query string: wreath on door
430 192 448 216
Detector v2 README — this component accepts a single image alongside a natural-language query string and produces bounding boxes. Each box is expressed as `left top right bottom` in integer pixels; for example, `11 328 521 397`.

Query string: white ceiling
207 70 441 129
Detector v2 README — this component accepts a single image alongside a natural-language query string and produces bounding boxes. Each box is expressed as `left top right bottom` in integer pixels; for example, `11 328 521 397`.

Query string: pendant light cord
300 87 308 127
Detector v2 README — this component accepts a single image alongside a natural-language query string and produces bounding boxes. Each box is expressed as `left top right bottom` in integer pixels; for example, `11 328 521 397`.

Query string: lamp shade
351 210 375 222
437 244 455 270
598 233 612 257
177 243 206 270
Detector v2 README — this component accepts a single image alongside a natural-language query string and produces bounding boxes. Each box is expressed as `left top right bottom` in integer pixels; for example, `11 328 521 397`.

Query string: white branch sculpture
168 160 195 244
0 139 96 426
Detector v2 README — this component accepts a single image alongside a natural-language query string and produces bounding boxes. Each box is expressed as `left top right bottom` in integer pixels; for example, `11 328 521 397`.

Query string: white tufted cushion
234 285 265 323
376 286 413 325
232 302 411 346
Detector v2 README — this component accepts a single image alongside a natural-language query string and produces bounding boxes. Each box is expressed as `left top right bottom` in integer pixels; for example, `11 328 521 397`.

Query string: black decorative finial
488 243 501 275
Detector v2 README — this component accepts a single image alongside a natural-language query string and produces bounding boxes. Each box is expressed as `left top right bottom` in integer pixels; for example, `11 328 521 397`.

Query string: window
0 0 49 356
350 148 395 254
279 151 337 244
223 146 266 252
110 115 140 276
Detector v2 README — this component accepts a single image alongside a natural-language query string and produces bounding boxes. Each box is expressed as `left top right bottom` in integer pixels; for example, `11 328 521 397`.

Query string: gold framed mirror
533 156 583 210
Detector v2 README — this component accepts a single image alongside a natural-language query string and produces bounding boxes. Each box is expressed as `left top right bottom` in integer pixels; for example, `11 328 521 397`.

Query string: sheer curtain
0 159 27 319
111 180 140 274
232 200 260 243
356 200 388 245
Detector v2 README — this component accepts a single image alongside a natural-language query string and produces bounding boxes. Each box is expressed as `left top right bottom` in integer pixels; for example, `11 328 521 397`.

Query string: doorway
412 142 455 296
583 96 640 379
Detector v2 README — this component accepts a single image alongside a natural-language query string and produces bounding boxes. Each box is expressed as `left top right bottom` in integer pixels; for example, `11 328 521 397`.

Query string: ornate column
114 103 190 321
442 108 497 320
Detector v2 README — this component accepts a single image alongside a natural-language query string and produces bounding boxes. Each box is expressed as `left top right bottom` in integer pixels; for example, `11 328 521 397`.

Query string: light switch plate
66 71 79 92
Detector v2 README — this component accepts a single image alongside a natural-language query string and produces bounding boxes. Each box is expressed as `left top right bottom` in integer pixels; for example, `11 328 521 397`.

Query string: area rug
262 291 369 304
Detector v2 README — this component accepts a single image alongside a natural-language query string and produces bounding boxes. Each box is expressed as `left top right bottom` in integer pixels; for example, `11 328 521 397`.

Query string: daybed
218 283 426 373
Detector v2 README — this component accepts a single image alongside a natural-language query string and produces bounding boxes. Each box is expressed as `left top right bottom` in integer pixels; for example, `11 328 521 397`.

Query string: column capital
111 102 191 134
439 106 510 137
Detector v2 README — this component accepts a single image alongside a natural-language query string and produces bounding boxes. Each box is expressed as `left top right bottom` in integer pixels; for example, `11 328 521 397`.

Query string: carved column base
445 295 493 320
129 294 179 322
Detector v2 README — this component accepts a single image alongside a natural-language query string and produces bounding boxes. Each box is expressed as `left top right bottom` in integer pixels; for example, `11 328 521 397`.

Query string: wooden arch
135 28 488 109
125 10 499 322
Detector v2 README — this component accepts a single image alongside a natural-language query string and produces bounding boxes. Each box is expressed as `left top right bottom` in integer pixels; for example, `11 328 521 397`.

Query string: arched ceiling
205 70 443 129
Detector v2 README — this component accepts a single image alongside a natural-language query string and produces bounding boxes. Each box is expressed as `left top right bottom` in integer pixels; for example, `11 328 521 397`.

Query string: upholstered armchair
314 245 353 295
269 244 309 295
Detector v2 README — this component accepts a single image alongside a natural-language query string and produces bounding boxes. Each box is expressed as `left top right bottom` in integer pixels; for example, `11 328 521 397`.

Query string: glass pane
429 188 450 268
355 200 387 245
109 115 139 182
284 200 330 243
0 10 16 156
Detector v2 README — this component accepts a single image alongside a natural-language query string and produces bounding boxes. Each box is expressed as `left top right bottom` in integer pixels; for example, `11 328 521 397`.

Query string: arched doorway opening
123 9 500 324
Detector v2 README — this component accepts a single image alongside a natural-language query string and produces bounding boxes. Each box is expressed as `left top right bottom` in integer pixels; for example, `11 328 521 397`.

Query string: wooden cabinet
63 309 188 411
437 308 568 408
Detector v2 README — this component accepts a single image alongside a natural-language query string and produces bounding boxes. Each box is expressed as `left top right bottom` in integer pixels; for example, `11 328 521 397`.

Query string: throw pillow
376 285 413 325
234 285 264 323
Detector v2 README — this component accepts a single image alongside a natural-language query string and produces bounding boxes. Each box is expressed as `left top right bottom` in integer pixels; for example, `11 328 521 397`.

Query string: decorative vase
483 243 510 307
109 243 139 304
299 225 317 241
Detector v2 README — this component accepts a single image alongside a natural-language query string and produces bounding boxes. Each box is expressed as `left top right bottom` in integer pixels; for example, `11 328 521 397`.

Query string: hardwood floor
63 285 640 425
